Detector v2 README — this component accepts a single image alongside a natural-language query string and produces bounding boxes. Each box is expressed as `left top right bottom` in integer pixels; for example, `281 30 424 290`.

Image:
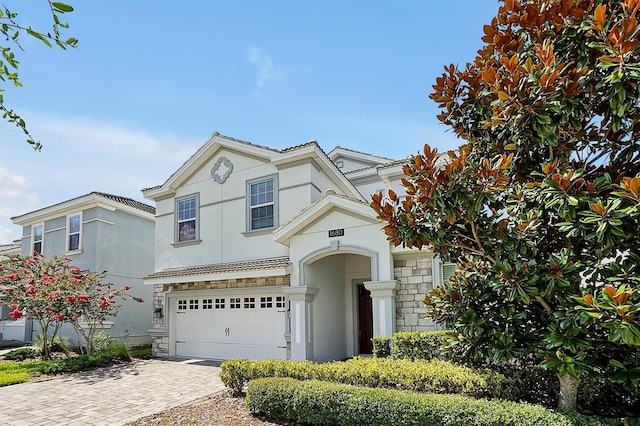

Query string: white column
364 280 400 337
283 286 319 361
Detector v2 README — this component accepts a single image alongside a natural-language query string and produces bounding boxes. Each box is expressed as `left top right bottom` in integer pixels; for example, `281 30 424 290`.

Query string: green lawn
0 345 153 387
0 361 50 386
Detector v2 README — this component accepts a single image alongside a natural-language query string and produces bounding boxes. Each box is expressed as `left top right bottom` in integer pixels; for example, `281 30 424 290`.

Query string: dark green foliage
372 336 391 358
247 378 636 426
220 357 506 398
2 347 39 361
128 345 153 359
372 0 640 410
393 331 448 360
34 351 128 375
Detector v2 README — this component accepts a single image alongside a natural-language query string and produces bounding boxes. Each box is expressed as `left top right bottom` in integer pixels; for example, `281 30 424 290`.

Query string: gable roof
274 190 379 246
11 192 156 226
144 256 291 284
327 145 395 166
142 132 365 202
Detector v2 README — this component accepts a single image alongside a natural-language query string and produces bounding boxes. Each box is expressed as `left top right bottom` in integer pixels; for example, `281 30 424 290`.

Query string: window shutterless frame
67 213 82 252
175 194 199 243
32 223 44 254
246 175 278 231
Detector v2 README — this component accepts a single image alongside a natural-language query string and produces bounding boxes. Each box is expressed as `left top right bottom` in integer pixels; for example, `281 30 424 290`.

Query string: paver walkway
0 358 225 426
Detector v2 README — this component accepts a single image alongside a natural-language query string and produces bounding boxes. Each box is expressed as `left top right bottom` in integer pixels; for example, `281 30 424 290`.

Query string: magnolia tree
0 253 142 358
373 0 640 410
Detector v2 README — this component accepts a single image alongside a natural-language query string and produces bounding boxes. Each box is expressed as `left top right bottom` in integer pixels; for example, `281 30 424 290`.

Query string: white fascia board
143 266 291 286
143 134 280 200
377 163 405 178
344 167 379 180
12 195 154 226
327 147 393 165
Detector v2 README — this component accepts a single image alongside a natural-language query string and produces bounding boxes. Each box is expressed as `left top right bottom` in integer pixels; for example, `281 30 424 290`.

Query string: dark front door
358 284 373 354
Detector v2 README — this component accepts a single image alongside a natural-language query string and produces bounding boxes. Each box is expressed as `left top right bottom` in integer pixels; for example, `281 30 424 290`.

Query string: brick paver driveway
0 358 225 426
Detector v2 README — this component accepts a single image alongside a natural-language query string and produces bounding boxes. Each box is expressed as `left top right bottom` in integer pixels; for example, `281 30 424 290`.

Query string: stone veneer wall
151 275 290 357
394 257 438 332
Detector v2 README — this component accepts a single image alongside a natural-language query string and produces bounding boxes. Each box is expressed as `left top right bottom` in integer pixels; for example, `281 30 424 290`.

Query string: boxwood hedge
246 378 636 426
220 356 505 398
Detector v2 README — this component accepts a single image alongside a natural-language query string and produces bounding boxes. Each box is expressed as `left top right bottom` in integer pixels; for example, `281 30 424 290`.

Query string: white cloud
0 166 31 198
0 225 17 245
28 115 198 163
0 113 203 244
247 46 284 87
0 166 40 244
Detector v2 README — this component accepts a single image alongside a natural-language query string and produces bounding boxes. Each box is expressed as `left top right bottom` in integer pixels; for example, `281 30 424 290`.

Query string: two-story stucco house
144 133 452 363
1 192 155 346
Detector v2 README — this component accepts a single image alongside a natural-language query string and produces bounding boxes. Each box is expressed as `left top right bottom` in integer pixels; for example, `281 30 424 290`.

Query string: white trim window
247 176 277 230
432 256 458 288
176 194 199 242
67 213 82 251
32 223 44 254
442 263 457 285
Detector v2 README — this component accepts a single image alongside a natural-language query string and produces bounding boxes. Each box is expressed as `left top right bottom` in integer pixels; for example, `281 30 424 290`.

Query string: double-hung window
32 224 43 254
176 195 198 243
67 214 81 251
247 176 277 231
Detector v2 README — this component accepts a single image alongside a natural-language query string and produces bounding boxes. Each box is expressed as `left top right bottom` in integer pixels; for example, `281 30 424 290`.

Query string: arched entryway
300 251 372 362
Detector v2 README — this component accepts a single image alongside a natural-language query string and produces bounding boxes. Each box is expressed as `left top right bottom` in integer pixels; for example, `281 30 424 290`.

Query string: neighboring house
0 241 21 258
1 192 155 346
144 133 450 362
0 241 22 341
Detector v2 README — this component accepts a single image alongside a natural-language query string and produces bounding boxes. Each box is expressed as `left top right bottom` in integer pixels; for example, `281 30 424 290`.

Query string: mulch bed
127 391 293 426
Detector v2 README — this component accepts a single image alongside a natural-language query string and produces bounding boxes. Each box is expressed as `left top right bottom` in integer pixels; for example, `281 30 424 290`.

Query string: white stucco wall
153 149 356 270
288 208 394 285
306 255 347 362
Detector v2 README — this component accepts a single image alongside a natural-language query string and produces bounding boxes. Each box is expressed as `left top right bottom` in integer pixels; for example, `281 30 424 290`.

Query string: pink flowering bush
0 253 142 358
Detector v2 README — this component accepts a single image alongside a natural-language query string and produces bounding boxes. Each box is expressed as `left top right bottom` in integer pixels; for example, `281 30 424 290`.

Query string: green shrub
34 334 72 356
460 358 639 417
220 357 505 398
2 347 39 361
104 339 131 361
35 352 118 375
372 336 391 358
247 378 632 426
393 331 449 360
129 345 153 359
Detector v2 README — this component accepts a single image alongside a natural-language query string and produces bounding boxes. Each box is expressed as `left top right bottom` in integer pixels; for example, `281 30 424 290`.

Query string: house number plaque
328 228 344 238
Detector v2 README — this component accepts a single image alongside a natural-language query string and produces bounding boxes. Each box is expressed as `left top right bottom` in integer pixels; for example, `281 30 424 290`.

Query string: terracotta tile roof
145 256 291 280
343 157 410 175
93 192 156 214
0 243 20 252
331 145 396 162
11 192 155 221
376 158 411 170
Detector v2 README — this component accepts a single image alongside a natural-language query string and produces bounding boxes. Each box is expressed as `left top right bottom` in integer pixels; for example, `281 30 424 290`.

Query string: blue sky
0 0 498 244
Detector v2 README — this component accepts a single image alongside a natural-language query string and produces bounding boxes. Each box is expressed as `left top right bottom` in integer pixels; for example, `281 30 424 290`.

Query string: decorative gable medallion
211 157 233 184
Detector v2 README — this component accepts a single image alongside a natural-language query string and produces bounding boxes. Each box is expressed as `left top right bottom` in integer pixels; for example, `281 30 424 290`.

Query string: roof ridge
330 145 396 162
11 191 156 220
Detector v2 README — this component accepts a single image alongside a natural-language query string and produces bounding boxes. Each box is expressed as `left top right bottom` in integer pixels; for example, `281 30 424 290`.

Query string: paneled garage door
173 294 287 360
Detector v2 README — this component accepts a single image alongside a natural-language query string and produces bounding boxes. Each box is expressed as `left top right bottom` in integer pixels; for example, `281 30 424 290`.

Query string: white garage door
173 294 287 360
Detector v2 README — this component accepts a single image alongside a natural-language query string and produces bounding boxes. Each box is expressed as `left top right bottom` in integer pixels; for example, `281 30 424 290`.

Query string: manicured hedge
220 357 505 398
372 336 391 358
246 378 633 426
393 330 449 360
